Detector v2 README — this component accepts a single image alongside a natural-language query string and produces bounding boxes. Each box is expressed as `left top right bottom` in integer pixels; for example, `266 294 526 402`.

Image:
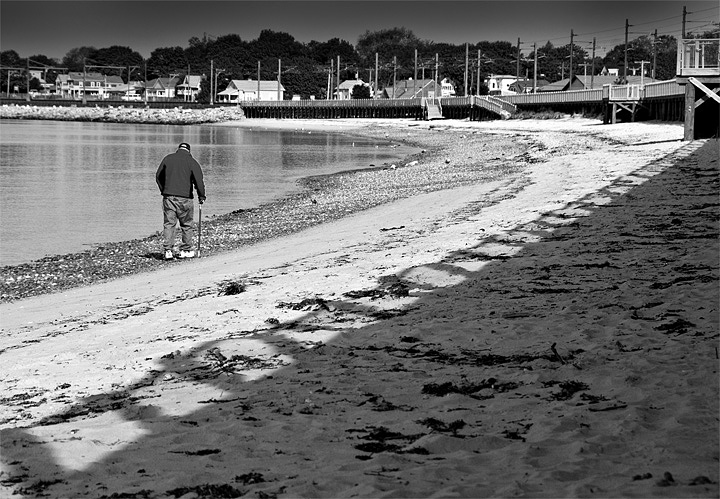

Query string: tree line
0 26 711 99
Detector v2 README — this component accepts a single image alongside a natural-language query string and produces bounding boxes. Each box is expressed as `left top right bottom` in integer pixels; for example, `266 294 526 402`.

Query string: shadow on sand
2 140 718 498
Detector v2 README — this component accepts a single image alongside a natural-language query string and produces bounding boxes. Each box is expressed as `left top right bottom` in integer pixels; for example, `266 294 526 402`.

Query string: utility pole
210 59 214 105
82 58 88 105
464 42 469 96
414 48 418 97
652 29 658 79
569 30 574 84
336 55 340 100
374 52 378 99
434 53 438 104
591 37 596 89
392 55 397 99
533 42 538 94
328 58 333 99
277 58 281 101
516 37 521 80
1 66 24 97
682 6 687 38
257 61 261 100
624 19 630 81
477 49 481 95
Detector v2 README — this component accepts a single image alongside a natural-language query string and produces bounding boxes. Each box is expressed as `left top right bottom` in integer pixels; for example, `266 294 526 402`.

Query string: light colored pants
162 196 194 251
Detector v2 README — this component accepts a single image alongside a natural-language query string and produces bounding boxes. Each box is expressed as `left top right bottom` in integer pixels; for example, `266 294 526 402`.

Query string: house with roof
336 78 371 100
440 78 456 97
218 79 285 102
508 78 550 94
107 81 145 100
381 78 438 99
145 77 180 100
55 72 124 98
484 75 520 95
176 75 203 102
539 74 660 92
600 66 620 77
570 74 658 89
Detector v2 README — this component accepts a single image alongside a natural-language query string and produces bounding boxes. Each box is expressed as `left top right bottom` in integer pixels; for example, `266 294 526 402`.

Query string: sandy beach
0 116 718 498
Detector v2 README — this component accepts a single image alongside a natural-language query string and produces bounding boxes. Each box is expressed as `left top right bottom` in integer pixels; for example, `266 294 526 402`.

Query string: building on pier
675 37 719 140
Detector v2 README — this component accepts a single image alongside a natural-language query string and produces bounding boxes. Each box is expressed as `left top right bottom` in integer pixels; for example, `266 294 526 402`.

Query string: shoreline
1 117 531 302
1 116 717 497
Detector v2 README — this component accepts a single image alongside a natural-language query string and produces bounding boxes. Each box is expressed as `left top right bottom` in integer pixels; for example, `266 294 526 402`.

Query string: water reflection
0 120 416 265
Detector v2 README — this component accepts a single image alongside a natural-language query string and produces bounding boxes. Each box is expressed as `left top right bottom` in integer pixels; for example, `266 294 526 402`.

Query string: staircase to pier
423 98 443 120
473 95 516 119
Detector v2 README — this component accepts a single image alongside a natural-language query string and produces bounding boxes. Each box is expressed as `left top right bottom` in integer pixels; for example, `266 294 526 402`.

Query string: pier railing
500 88 604 105
642 80 684 99
240 98 422 108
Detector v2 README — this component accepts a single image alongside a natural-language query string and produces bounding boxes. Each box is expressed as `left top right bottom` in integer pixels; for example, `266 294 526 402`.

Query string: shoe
164 250 174 260
179 250 196 259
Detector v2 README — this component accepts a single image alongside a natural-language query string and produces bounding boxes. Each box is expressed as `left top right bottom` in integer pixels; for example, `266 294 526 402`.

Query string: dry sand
0 117 718 498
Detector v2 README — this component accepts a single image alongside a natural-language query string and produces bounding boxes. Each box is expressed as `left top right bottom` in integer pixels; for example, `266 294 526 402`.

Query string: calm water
0 120 417 266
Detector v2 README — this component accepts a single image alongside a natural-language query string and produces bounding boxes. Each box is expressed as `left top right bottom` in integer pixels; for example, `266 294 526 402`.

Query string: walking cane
197 201 202 258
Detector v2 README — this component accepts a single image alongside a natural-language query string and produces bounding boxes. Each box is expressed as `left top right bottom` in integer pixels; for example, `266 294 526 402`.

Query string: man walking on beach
156 142 206 260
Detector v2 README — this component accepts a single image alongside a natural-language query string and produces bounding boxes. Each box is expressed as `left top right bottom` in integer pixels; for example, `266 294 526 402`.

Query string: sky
1 0 718 61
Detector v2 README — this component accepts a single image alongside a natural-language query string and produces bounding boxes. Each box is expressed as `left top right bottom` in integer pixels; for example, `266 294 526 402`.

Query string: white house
484 74 519 95
55 72 124 98
218 79 285 102
336 78 371 99
145 77 179 99
440 78 456 97
176 75 203 102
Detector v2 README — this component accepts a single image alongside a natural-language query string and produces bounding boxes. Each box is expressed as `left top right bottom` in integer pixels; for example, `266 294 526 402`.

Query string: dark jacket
156 149 206 200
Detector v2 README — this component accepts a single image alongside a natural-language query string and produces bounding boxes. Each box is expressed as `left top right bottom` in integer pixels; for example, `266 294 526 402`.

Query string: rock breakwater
0 104 245 124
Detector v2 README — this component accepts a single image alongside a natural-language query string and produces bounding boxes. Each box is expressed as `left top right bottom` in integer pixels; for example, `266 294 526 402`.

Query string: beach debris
206 347 227 363
216 308 240 315
165 483 244 498
359 392 414 412
351 425 426 456
550 342 566 364
654 318 695 335
501 422 533 442
543 380 589 401
587 401 628 412
235 473 265 485
615 341 642 353
632 473 653 481
379 225 405 232
417 417 466 436
422 378 519 399
276 296 332 311
688 476 716 486
217 280 246 296
344 277 409 301
656 471 677 487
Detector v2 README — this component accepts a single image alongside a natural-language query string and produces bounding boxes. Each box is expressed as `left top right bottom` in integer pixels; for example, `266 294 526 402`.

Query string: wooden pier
675 38 720 140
